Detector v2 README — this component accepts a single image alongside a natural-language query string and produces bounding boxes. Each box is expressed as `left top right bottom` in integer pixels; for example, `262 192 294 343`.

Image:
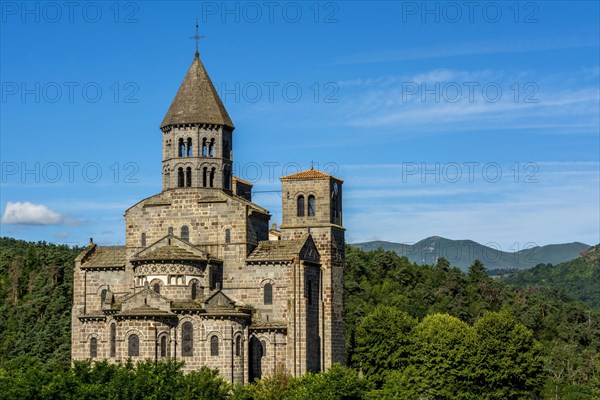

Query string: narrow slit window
264 283 273 305
308 195 316 216
210 336 219 356
297 195 305 217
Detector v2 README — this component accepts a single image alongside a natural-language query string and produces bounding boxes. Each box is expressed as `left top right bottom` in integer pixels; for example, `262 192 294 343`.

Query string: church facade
71 49 345 383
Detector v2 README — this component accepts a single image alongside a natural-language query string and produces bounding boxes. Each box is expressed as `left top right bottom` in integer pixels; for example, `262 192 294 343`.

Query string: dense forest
0 237 599 399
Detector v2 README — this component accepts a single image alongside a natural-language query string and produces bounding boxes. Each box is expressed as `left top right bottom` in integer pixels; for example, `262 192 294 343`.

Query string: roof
132 245 205 262
280 168 342 182
80 246 126 268
160 53 234 129
233 176 253 186
246 236 308 262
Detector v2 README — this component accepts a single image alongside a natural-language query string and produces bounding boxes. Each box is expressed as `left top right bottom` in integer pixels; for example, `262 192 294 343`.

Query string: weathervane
190 18 204 57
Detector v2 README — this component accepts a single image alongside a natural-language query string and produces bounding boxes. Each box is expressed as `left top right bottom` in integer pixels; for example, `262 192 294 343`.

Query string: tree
472 311 545 399
353 306 415 384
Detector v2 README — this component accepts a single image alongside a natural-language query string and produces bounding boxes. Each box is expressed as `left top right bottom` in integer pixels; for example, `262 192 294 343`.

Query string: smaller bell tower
280 169 345 368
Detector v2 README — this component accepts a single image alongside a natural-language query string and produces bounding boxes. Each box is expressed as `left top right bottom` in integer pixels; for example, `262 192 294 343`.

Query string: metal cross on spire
190 18 205 57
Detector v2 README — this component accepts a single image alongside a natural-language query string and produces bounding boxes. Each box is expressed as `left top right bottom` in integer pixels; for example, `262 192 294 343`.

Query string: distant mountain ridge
351 236 591 272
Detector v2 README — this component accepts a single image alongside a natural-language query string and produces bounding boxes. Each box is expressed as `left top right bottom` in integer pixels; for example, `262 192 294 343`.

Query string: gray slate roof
132 245 204 262
246 236 308 262
80 246 126 268
161 54 234 129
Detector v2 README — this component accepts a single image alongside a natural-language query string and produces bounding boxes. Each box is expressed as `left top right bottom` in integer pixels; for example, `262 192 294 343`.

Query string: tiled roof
233 176 253 186
132 245 204 262
160 54 234 129
246 236 307 262
118 305 175 317
250 320 287 330
81 246 126 268
281 168 339 181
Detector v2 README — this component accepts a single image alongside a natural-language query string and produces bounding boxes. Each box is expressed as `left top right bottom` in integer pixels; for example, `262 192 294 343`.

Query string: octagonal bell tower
160 50 234 192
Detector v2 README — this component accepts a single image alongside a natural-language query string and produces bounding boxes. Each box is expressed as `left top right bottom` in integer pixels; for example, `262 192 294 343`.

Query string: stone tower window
141 233 146 247
297 195 305 217
128 334 139 357
264 283 273 305
235 336 241 356
178 168 184 188
225 228 231 244
203 167 208 187
210 168 215 188
202 138 207 156
178 138 185 157
209 139 215 157
182 322 193 357
224 141 229 159
160 336 167 357
223 167 230 189
210 335 219 356
100 289 107 305
186 137 192 157
186 167 192 187
181 225 189 241
110 323 116 357
308 195 316 217
90 337 97 358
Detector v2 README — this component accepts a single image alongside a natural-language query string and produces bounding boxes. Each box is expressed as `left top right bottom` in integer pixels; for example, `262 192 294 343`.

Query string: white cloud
1 202 64 225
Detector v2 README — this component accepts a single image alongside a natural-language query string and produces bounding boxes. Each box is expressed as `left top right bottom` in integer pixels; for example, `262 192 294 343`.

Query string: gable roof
246 234 320 263
79 245 126 269
161 53 234 129
132 235 209 262
280 168 343 182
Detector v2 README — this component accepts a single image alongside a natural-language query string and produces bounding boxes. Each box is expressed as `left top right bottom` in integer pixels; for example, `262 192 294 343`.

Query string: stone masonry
71 49 345 383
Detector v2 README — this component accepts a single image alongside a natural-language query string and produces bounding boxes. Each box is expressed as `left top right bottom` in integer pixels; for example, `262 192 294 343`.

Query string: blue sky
1 1 599 250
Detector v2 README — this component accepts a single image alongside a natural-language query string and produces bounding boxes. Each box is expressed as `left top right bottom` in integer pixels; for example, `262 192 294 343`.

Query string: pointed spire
160 53 234 129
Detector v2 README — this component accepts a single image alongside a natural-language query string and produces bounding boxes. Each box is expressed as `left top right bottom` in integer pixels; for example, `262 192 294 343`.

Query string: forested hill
0 237 81 369
0 237 599 399
352 236 590 271
502 244 600 308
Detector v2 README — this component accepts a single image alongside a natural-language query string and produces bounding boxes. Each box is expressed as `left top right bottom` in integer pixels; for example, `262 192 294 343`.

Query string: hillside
352 236 590 272
503 244 600 308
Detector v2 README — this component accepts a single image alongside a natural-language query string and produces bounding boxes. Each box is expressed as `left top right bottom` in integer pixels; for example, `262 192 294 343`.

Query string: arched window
110 323 116 357
308 195 316 216
297 195 305 217
186 167 192 187
235 336 241 356
128 334 139 357
202 138 207 157
203 167 208 187
191 282 198 300
186 137 192 157
181 225 189 241
178 138 184 157
141 233 146 247
210 336 219 356
223 167 230 189
261 340 267 357
153 283 160 294
177 168 184 188
101 289 107 305
90 337 97 358
208 139 215 157
264 283 273 305
209 168 215 188
225 229 231 244
160 336 167 357
182 322 193 357
168 227 173 235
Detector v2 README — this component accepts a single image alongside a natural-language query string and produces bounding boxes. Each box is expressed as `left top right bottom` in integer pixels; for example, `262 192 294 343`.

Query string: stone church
71 48 345 383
